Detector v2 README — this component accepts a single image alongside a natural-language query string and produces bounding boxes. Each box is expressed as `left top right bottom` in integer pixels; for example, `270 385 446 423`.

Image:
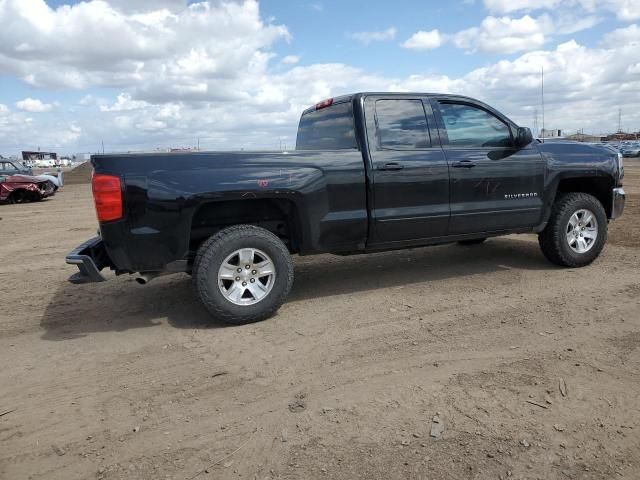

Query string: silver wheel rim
566 209 598 254
218 248 276 306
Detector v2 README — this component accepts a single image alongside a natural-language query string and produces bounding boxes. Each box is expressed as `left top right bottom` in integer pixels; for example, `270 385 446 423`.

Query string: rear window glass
296 102 357 150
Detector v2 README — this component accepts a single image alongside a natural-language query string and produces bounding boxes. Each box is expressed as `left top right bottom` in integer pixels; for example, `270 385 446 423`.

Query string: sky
0 0 639 155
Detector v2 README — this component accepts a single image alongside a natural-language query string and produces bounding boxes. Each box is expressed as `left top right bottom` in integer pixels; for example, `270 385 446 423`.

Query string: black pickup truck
67 92 625 324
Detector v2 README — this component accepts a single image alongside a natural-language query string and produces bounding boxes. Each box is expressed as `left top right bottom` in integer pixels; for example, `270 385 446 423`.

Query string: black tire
457 238 487 246
10 191 25 204
194 225 294 325
538 192 607 267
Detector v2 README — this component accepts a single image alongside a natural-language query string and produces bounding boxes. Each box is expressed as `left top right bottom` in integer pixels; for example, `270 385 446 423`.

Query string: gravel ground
0 161 639 480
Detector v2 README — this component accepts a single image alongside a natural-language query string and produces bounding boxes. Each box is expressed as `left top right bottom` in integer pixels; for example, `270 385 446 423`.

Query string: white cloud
58 123 82 144
454 15 545 54
136 118 167 131
0 0 290 99
402 11 600 56
611 0 640 21
401 30 444 50
15 97 53 112
100 93 149 112
601 23 640 47
0 104 9 115
484 0 561 13
449 12 600 54
349 27 397 45
1 3 639 153
0 107 82 149
281 55 300 64
484 0 640 21
393 38 640 134
79 94 96 106
106 0 189 13
80 34 640 150
542 12 602 35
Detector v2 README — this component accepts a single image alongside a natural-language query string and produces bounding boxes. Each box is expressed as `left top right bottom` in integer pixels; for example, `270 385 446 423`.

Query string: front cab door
431 98 545 235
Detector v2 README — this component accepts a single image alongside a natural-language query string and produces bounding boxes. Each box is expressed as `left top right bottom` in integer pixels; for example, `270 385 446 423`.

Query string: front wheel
194 225 294 325
9 191 25 204
538 192 607 267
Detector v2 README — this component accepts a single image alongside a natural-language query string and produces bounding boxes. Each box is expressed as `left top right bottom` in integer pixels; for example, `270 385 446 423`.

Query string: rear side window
296 102 357 150
375 99 431 149
438 102 512 148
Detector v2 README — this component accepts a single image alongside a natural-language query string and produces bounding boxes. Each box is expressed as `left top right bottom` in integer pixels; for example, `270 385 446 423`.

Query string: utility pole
541 66 545 142
617 108 622 133
101 140 105 154
533 108 538 137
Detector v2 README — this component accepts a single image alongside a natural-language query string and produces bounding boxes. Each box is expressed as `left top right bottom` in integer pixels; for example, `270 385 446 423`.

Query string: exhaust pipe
135 264 186 285
135 272 161 285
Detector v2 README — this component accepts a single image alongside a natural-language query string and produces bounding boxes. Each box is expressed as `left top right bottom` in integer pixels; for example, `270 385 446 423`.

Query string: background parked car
0 158 63 189
0 175 56 204
0 158 33 176
621 143 640 157
34 172 63 190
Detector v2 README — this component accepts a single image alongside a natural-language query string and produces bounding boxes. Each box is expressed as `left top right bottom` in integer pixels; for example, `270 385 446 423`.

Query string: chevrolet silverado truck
66 92 625 324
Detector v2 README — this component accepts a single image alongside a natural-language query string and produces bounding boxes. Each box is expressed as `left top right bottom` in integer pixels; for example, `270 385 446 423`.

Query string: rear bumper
611 187 625 220
65 237 110 284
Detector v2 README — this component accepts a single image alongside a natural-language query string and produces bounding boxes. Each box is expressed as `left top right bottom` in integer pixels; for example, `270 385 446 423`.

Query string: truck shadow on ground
41 236 552 341
288 237 550 302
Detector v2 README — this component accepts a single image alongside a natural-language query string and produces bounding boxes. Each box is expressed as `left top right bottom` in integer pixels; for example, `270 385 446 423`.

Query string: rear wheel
457 238 487 246
538 192 607 267
194 225 294 325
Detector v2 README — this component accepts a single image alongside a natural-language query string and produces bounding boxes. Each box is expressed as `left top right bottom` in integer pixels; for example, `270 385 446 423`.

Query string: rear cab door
363 94 450 245
430 96 546 234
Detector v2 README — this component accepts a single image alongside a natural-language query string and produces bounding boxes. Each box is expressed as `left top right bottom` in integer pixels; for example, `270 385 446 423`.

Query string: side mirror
516 127 533 147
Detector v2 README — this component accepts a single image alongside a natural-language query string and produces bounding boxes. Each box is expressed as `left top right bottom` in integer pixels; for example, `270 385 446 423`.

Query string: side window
375 99 431 149
438 102 512 148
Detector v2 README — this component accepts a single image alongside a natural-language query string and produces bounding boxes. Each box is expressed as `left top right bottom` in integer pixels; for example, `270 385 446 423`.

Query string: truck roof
301 92 519 130
301 92 491 116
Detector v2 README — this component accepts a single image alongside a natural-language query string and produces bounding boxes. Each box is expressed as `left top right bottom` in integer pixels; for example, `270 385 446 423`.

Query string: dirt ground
1 162 639 480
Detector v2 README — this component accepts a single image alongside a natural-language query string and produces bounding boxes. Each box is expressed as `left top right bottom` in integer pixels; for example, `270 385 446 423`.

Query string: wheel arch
189 197 303 256
554 176 615 218
538 174 615 230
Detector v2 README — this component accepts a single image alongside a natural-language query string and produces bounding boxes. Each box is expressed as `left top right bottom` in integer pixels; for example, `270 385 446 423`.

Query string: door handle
452 160 476 168
377 162 404 171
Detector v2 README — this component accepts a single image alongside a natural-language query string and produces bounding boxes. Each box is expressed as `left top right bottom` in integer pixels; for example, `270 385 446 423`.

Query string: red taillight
315 98 333 110
92 173 122 222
